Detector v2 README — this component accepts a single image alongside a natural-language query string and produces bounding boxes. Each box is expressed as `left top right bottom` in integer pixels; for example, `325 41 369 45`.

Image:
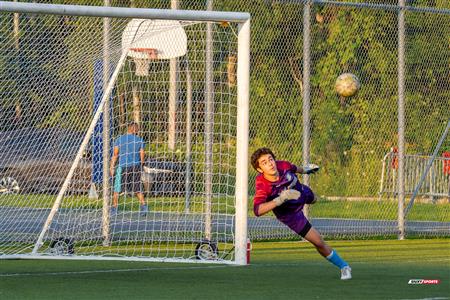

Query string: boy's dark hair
250 147 276 171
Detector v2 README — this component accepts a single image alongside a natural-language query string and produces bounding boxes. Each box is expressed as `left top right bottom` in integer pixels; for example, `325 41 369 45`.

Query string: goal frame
0 1 250 265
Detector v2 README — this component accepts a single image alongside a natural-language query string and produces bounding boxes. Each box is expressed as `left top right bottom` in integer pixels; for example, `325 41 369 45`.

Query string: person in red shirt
251 147 352 280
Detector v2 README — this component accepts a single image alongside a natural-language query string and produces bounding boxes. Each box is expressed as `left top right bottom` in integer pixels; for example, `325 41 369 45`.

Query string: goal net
0 3 250 264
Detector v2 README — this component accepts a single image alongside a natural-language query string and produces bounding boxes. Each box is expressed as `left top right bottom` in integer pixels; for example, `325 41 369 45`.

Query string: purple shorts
273 184 315 236
283 213 312 237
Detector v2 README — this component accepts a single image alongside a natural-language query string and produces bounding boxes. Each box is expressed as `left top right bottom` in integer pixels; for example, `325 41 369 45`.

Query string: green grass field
1 239 448 300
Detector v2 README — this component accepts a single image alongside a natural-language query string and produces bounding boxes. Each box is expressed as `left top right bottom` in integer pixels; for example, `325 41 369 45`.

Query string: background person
110 122 148 216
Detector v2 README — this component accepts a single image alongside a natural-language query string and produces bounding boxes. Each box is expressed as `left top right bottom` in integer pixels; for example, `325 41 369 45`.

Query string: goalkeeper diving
251 147 352 280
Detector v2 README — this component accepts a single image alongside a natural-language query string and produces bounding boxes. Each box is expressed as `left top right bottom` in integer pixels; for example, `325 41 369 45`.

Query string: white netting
1 0 449 252
0 8 245 263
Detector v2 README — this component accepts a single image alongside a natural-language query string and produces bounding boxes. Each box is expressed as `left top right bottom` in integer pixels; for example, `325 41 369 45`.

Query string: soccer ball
335 73 360 97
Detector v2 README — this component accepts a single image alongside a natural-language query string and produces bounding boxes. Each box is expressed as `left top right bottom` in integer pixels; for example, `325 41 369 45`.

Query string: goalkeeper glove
273 189 301 206
302 163 320 174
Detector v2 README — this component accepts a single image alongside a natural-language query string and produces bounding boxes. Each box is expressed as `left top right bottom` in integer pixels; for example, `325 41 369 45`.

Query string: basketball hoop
122 19 187 75
130 48 158 76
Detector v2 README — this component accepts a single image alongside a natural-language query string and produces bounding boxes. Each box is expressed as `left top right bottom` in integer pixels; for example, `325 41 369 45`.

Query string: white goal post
0 2 249 265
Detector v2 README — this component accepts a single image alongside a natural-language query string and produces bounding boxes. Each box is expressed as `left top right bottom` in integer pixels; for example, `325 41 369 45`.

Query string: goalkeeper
251 147 351 280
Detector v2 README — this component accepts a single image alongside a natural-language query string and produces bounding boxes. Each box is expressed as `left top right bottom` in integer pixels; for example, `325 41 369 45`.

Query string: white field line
0 264 231 277
397 298 449 300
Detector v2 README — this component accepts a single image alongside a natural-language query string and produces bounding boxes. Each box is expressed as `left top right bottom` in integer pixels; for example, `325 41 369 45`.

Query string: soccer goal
0 2 250 265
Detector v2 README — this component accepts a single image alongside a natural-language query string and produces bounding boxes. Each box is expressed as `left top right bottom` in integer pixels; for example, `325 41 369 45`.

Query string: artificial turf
0 239 448 299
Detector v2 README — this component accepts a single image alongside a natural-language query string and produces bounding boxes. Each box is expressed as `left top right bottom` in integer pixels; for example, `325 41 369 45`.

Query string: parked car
142 159 186 197
0 127 186 196
0 127 91 194
0 176 20 194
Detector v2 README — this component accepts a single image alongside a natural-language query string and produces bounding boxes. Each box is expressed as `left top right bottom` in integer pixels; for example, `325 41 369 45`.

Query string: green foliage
0 1 447 198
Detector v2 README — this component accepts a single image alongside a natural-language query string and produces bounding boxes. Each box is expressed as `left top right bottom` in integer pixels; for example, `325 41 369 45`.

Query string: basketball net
130 48 158 76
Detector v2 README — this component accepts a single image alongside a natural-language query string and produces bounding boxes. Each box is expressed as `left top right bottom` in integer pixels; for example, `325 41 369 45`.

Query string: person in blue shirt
110 122 148 216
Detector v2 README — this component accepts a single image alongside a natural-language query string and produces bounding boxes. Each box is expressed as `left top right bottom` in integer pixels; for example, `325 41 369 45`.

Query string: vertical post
132 87 141 124
130 0 140 125
102 0 111 246
302 0 312 218
168 0 179 150
378 154 387 202
13 0 19 50
204 0 214 241
429 163 436 203
397 0 406 240
13 0 21 122
235 18 250 265
185 59 192 213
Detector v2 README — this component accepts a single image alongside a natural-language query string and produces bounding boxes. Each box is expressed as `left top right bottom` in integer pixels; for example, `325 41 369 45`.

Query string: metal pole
204 0 214 242
235 19 250 265
302 0 312 218
185 58 192 213
13 0 19 50
0 2 251 23
13 0 20 122
429 164 434 202
378 153 388 202
130 0 141 126
397 0 406 240
101 0 111 246
168 0 179 150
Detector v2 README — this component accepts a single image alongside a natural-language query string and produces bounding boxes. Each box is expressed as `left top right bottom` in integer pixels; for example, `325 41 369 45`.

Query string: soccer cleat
140 204 148 216
340 266 352 280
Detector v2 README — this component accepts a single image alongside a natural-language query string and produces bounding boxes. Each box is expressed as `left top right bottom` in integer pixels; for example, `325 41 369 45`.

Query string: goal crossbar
0 1 251 22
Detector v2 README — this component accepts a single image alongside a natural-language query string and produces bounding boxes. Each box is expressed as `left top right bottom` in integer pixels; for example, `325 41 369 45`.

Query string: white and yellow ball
335 73 360 97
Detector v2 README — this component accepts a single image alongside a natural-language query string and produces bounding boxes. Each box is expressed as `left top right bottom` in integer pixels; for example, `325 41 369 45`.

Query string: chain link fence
1 0 449 239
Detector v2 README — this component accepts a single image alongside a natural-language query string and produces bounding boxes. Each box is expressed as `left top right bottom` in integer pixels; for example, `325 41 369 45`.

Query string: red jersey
253 160 315 234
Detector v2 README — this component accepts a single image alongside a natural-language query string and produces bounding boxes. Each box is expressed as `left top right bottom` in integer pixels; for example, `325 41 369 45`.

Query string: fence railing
379 149 450 202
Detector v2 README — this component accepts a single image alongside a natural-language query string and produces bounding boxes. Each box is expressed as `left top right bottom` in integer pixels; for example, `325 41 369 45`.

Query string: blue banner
92 60 113 184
